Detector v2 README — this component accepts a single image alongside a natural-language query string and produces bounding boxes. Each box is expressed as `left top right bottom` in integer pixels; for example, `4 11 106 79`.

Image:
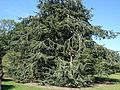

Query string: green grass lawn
82 84 120 90
82 73 120 90
2 79 45 90
2 73 120 90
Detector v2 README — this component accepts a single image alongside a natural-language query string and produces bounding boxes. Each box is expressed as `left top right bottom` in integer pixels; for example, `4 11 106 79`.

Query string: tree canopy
0 0 120 88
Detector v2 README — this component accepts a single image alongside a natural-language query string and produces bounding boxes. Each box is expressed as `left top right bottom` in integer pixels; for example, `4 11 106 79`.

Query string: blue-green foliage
7 0 120 88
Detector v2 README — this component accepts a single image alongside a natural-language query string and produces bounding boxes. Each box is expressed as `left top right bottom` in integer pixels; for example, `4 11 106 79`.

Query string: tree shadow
2 78 13 82
1 85 15 90
1 79 15 90
95 76 120 84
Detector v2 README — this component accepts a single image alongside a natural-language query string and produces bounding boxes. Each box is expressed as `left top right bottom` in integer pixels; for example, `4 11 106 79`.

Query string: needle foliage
5 0 120 88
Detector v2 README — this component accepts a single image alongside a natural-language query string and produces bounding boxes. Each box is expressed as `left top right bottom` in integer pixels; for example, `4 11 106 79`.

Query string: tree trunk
0 79 1 90
0 57 2 90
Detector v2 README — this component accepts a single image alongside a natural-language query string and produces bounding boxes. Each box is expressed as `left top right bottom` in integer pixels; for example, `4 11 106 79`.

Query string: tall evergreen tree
8 0 120 87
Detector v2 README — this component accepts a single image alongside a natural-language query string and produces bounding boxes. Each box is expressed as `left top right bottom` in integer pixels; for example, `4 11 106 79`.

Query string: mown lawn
83 84 120 90
82 73 120 90
2 73 120 90
2 79 45 90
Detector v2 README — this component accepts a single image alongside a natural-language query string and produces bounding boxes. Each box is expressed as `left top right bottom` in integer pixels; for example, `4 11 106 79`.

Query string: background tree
0 19 16 89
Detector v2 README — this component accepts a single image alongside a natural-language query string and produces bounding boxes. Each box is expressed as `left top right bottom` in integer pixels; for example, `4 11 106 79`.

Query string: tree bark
0 57 2 90
0 79 1 90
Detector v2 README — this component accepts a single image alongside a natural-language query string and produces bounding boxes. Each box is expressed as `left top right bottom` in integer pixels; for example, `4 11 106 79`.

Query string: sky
0 0 120 51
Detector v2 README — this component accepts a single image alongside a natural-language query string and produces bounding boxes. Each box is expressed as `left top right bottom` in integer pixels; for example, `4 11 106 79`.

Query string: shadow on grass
2 78 13 82
95 77 120 84
1 79 15 90
1 85 15 90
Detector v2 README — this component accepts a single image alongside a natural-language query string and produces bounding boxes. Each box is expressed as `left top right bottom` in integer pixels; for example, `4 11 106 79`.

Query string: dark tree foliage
8 0 120 87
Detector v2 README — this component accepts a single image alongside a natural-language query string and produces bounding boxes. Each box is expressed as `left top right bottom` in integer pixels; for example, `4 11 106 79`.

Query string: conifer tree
8 0 120 87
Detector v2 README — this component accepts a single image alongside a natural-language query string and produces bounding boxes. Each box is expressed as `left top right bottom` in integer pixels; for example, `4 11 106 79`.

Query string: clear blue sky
0 0 120 51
